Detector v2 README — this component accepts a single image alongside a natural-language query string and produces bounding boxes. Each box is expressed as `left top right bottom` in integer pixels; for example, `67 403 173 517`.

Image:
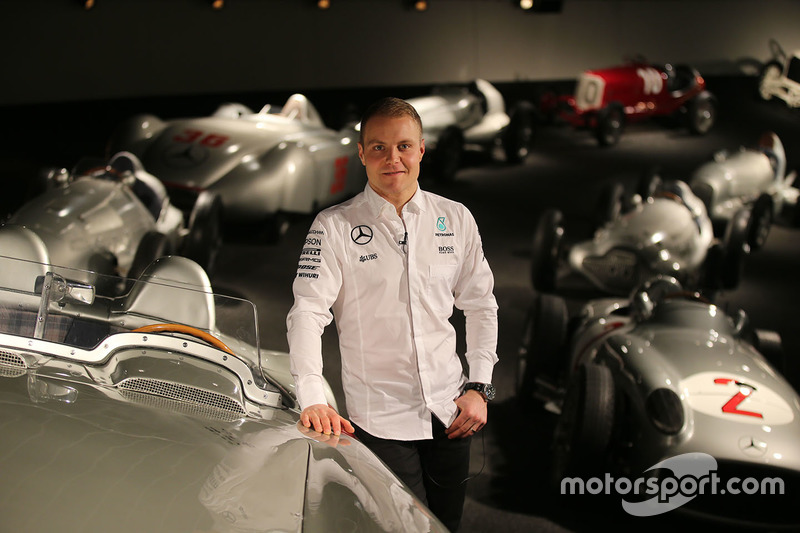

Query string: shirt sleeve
286 215 342 410
453 209 499 384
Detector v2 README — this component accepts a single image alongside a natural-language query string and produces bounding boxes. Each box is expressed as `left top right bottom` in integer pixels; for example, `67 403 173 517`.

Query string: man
287 97 498 531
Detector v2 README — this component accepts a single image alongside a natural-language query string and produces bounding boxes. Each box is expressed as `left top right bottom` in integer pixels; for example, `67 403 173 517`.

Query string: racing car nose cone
738 435 767 457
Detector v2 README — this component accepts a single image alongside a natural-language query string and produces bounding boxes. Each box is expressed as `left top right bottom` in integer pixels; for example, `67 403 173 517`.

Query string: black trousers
354 418 471 532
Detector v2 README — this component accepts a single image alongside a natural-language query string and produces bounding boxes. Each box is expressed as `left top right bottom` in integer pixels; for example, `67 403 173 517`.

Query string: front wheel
595 105 624 147
747 194 773 251
517 293 569 399
530 209 564 292
551 363 616 486
181 192 223 275
686 91 716 135
428 126 464 183
503 101 535 164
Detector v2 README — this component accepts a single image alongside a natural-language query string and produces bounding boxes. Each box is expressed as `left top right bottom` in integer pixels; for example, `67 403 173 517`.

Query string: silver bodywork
759 50 800 108
690 132 798 222
108 94 365 224
408 78 511 150
0 241 445 532
4 153 185 278
556 280 800 525
569 183 714 294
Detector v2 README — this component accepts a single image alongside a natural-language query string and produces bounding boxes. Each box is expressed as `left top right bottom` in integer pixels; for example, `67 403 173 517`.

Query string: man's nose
385 147 400 162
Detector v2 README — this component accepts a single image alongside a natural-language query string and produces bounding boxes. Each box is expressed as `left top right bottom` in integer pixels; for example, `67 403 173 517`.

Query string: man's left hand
446 389 488 439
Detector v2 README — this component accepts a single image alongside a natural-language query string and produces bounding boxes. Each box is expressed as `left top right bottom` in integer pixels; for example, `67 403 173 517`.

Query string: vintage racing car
758 39 800 108
690 131 799 251
530 179 749 296
405 79 535 181
107 94 366 241
0 241 447 532
516 277 800 528
3 151 221 280
540 60 716 146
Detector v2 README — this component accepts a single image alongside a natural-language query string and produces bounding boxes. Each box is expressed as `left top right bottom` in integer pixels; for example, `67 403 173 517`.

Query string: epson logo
305 238 322 246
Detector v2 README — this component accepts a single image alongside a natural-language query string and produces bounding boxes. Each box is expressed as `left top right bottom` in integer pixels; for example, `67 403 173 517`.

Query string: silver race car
406 79 535 181
0 238 446 533
690 131 799 251
758 38 800 109
530 179 749 296
108 94 366 241
3 151 221 280
517 277 800 528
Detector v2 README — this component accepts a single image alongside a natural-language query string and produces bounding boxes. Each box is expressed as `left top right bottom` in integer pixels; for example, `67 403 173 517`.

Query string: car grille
119 388 244 421
117 377 246 415
583 248 640 292
0 349 27 377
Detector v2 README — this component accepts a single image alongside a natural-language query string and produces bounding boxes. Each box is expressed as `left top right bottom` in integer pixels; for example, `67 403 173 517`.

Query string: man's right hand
300 404 355 436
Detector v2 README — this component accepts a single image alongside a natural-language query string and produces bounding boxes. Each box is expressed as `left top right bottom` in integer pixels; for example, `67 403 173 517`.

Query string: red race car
541 60 716 146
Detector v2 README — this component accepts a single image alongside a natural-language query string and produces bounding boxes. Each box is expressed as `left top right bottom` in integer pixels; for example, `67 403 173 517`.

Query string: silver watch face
467 382 495 401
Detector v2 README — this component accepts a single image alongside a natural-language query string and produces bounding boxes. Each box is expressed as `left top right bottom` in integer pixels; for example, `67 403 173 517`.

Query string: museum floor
2 76 798 532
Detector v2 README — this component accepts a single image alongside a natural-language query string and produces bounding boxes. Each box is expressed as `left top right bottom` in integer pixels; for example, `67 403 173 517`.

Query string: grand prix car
758 39 800 108
0 238 447 532
3 151 221 280
530 179 748 296
540 60 716 146
516 277 800 528
406 79 535 181
690 131 799 251
107 94 366 241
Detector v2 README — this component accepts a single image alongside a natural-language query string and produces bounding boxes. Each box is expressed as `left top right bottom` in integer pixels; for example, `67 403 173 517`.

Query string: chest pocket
426 264 458 313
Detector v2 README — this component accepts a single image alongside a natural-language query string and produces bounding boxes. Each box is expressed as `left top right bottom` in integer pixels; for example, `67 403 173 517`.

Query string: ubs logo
351 225 373 245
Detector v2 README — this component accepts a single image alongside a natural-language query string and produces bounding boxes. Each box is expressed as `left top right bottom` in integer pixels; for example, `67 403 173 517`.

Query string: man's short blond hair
359 97 423 145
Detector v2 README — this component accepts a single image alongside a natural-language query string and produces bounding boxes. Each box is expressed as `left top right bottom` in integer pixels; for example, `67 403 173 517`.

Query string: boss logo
438 246 454 254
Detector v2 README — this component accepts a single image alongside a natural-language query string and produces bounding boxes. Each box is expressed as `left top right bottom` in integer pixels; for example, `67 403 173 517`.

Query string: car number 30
173 129 230 148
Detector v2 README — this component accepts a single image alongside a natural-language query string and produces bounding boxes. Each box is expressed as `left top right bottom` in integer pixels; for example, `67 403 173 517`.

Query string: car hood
0 372 441 533
608 313 800 471
138 117 311 189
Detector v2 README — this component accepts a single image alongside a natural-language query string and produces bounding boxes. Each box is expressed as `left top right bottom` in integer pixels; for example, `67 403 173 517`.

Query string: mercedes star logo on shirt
351 225 373 245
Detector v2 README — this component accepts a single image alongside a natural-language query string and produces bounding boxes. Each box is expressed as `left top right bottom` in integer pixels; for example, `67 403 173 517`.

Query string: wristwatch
464 382 496 402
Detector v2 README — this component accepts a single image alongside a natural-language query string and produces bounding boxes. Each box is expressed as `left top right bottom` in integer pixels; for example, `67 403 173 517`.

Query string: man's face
357 115 425 204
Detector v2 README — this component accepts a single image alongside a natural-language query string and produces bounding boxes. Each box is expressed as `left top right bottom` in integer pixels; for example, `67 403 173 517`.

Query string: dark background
2 1 800 531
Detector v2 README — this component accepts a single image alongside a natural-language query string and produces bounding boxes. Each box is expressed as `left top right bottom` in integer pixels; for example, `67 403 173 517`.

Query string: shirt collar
363 183 426 218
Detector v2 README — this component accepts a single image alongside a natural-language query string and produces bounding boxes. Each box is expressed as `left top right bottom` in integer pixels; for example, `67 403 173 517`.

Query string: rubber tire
595 104 624 147
503 101 535 165
530 208 564 292
129 231 172 280
517 293 569 398
181 191 223 275
429 126 464 183
747 194 773 252
551 363 615 484
719 208 750 290
686 91 716 135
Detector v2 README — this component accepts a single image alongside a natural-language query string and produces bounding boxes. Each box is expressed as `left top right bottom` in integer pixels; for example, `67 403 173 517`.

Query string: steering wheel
653 190 684 206
133 323 234 355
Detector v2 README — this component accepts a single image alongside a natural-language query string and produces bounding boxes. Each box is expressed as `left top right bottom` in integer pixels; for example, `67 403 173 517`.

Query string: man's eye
373 145 384 151
400 144 411 150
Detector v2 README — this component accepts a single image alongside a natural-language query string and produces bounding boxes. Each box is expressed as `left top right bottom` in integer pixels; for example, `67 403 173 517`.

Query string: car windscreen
0 254 260 371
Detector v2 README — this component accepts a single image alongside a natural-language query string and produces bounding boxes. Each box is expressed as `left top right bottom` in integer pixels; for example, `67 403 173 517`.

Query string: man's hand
300 403 355 436
445 389 488 439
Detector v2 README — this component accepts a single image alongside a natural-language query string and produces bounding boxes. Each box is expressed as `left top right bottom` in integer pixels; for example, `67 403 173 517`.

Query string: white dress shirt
287 184 498 440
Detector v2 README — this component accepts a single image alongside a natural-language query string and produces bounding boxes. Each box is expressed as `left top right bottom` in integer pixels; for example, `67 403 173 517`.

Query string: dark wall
2 0 799 105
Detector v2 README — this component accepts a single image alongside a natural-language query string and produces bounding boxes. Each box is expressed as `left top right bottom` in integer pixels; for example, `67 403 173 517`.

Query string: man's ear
357 143 366 166
420 138 425 160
